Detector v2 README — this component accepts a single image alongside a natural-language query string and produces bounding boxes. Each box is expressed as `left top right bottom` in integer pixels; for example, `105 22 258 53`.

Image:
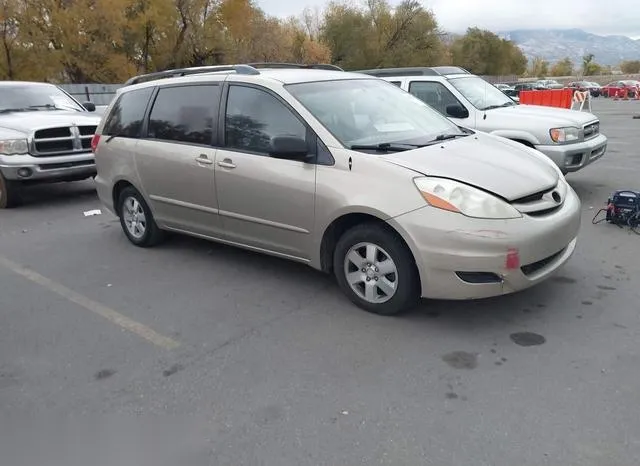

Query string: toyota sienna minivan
92 63 581 315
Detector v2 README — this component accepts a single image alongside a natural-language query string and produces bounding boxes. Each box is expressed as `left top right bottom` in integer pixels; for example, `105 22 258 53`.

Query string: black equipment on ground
592 190 640 233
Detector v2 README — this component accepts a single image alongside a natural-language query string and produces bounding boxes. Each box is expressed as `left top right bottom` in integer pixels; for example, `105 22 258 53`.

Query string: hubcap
122 196 147 239
344 242 398 304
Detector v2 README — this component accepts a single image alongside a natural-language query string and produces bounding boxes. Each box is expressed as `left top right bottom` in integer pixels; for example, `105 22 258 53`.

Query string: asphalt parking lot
1 98 640 465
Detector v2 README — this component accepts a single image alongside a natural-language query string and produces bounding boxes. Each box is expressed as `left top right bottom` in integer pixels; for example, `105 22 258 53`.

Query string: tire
333 223 420 316
117 186 165 247
0 173 20 209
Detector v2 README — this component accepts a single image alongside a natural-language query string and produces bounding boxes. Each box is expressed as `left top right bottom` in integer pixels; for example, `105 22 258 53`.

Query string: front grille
525 206 562 217
521 248 565 276
35 127 71 139
512 189 547 204
79 125 97 136
583 121 599 140
511 182 566 217
38 160 94 170
31 125 97 157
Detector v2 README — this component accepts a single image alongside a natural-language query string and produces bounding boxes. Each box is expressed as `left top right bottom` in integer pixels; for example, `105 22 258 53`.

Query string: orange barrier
518 89 573 109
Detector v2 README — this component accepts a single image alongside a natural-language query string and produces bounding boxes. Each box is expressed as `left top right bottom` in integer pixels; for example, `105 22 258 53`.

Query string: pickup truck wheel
117 186 165 247
333 223 420 316
0 173 20 209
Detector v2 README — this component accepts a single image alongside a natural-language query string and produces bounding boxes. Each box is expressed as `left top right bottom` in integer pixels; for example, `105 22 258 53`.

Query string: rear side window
147 85 220 145
103 87 153 138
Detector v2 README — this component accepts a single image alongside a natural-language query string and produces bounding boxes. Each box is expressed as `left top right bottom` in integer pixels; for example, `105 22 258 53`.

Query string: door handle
195 154 213 165
217 159 236 169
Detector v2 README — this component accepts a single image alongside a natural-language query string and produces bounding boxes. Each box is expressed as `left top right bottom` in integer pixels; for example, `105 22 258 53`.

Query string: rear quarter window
103 87 154 138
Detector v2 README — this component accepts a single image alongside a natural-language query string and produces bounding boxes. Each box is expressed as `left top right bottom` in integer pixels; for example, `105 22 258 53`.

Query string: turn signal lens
420 192 460 213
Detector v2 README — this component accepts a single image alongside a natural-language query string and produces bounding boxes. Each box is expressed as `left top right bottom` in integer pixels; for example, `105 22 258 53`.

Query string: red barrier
518 89 573 109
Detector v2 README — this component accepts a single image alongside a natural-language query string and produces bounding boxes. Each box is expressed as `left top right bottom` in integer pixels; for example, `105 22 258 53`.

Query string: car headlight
413 177 522 219
549 127 579 143
0 139 28 156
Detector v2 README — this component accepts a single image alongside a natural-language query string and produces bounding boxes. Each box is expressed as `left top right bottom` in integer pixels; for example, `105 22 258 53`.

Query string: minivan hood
491 104 598 127
0 110 101 134
381 132 559 201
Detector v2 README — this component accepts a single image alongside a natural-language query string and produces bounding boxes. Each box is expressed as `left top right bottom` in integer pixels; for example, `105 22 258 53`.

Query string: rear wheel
117 186 165 247
333 223 420 316
0 173 20 209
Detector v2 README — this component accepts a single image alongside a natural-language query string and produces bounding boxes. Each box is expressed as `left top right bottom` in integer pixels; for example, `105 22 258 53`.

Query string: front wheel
333 223 420 316
117 186 165 247
0 173 20 209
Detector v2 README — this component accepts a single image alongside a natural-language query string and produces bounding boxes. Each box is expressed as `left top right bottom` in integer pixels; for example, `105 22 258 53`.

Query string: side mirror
83 101 96 112
269 136 309 161
446 104 469 119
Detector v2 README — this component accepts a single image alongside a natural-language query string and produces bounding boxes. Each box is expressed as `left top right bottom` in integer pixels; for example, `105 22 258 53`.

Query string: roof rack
356 66 470 77
124 64 260 86
124 62 345 86
246 62 344 71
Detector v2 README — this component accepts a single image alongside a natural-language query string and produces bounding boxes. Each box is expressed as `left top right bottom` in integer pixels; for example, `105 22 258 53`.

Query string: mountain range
498 29 640 66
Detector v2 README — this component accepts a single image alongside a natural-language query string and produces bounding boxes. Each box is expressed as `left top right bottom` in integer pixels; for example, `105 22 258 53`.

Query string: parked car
495 83 519 101
93 63 581 316
567 81 601 97
602 80 639 98
585 82 602 97
0 81 101 208
513 82 547 93
495 83 514 92
358 67 607 174
536 79 564 90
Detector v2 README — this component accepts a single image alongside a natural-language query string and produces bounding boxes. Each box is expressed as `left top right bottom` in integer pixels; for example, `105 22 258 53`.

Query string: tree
0 0 22 79
582 54 601 76
550 57 574 77
528 56 549 78
320 0 446 70
0 0 332 82
450 28 527 76
620 60 640 74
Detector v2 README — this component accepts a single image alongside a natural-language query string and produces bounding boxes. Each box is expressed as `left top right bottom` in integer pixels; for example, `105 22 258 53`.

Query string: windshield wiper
433 133 467 141
350 142 419 152
0 108 31 114
482 102 515 111
29 104 77 111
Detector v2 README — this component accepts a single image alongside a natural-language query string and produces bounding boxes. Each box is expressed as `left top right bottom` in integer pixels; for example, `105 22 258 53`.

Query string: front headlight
413 177 522 219
0 139 28 156
549 127 579 143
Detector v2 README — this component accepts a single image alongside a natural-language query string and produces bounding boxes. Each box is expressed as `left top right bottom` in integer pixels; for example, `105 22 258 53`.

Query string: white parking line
0 255 180 350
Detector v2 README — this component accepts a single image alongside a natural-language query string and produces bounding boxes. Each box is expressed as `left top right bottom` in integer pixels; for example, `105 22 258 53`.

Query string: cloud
255 0 640 38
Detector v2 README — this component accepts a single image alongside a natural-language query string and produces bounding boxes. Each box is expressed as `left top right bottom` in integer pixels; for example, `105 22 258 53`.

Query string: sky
255 0 640 39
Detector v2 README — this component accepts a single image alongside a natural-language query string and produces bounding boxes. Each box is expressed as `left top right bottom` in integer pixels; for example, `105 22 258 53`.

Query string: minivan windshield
0 85 84 113
448 76 516 111
286 78 465 149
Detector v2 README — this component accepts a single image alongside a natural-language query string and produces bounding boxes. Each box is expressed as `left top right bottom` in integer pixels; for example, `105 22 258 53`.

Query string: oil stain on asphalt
442 351 478 369
553 276 577 284
94 369 116 380
162 363 184 377
510 332 546 347
597 285 617 291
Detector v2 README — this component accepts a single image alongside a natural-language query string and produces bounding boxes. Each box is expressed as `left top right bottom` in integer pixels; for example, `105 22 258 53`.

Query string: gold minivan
93 64 581 315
